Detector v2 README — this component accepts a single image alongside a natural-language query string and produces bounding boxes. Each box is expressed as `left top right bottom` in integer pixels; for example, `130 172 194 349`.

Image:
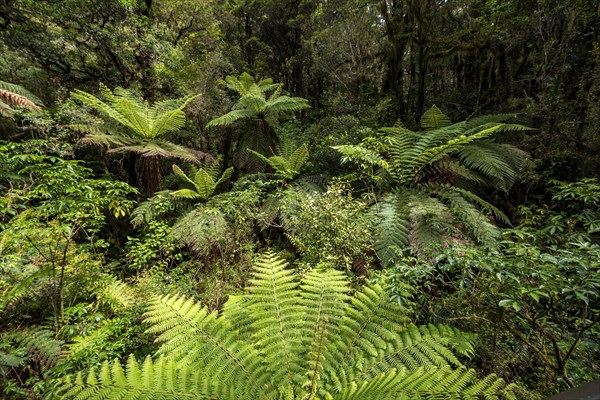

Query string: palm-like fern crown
72 85 199 139
70 85 201 164
248 141 309 179
171 160 234 201
0 80 43 115
335 106 531 264
58 252 517 400
206 73 310 129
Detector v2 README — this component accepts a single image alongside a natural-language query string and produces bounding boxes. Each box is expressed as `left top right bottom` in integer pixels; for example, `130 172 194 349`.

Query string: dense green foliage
57 253 517 400
1 0 599 398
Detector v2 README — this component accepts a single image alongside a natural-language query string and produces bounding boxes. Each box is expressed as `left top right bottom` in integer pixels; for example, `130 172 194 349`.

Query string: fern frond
0 80 42 111
246 251 305 389
323 282 411 391
398 124 505 185
170 207 228 253
408 191 455 249
131 190 176 227
59 355 211 399
58 253 517 400
373 191 411 266
444 186 510 225
15 328 63 369
0 267 53 313
457 142 516 192
420 105 451 130
73 127 135 148
148 94 200 137
170 188 202 199
214 166 234 187
300 269 351 392
96 277 136 310
265 95 310 113
111 140 200 164
72 85 198 139
144 295 271 399
206 109 256 128
72 88 140 134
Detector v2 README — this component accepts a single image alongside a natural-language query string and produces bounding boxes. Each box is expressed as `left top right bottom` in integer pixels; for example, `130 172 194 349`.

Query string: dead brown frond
0 88 42 112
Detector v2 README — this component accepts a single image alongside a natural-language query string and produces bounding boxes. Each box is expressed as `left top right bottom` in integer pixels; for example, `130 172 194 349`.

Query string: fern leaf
287 143 309 174
300 268 351 393
131 190 176 227
170 188 202 199
214 166 234 188
15 328 63 369
0 267 53 313
246 251 305 390
169 207 228 253
206 109 256 128
420 105 451 130
193 168 217 200
172 164 196 186
373 192 411 266
0 80 42 111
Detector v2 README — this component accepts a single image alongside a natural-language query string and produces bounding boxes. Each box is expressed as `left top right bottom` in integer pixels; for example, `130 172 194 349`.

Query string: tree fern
171 161 234 201
336 106 531 264
206 73 309 171
248 141 309 179
71 84 203 195
56 253 516 399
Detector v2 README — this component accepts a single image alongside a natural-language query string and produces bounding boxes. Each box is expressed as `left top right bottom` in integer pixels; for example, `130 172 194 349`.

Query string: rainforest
0 0 599 398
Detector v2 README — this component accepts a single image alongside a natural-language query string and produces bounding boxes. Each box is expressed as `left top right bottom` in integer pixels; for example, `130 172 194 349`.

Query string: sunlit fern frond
60 355 215 400
109 139 201 164
143 295 271 399
205 109 256 128
95 276 136 311
171 162 233 201
248 141 309 179
72 84 199 139
57 253 517 400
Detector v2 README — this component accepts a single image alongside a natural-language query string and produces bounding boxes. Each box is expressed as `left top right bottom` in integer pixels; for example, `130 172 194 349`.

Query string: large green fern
206 73 309 171
248 141 309 180
71 85 203 195
57 253 516 399
171 160 234 201
335 106 532 265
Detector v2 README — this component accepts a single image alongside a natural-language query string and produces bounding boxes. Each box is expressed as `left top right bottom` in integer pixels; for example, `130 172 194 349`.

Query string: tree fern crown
334 105 531 265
